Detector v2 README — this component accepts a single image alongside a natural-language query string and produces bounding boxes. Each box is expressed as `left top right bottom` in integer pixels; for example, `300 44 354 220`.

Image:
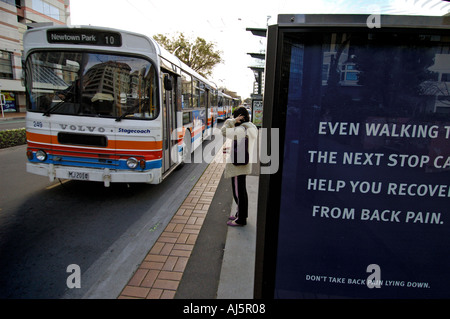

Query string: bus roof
24 25 158 57
23 25 217 90
218 91 232 98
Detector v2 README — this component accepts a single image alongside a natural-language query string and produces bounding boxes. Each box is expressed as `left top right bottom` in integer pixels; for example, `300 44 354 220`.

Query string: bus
232 97 241 113
217 91 232 120
23 25 218 186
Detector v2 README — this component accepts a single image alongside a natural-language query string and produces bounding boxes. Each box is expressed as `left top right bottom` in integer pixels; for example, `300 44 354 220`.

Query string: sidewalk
118 144 258 299
0 112 26 120
217 175 258 299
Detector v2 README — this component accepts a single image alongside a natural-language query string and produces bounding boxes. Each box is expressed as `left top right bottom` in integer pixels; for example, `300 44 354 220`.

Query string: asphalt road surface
0 118 26 131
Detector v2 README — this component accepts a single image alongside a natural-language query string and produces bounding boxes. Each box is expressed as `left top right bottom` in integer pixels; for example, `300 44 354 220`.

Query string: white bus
217 91 232 120
23 26 218 186
232 97 241 112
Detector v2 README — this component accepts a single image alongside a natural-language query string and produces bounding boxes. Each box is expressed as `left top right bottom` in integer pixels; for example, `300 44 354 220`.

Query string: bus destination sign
47 29 122 47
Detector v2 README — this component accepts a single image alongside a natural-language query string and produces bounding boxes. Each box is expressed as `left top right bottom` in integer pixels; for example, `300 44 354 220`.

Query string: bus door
205 89 211 137
162 73 177 173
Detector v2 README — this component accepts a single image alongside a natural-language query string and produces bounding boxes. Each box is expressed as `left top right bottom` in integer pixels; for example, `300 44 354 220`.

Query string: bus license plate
68 171 89 180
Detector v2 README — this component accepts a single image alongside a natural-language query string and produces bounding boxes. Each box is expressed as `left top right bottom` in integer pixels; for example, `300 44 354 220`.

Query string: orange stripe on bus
27 132 163 150
114 140 162 150
27 131 53 144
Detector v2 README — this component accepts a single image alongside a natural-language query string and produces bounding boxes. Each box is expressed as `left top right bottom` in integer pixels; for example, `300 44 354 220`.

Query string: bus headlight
126 157 139 169
36 150 47 161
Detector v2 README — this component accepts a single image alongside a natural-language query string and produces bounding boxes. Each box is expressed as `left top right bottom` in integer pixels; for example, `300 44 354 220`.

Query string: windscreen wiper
115 110 134 122
43 91 75 117
44 80 79 116
42 99 66 117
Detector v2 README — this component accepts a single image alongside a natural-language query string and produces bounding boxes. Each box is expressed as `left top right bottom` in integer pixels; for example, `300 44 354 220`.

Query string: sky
69 0 450 99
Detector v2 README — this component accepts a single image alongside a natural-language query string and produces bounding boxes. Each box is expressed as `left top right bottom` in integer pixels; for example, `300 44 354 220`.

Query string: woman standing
221 106 258 226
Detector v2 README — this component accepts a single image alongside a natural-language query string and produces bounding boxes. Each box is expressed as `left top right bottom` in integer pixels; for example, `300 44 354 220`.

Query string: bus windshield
26 51 159 120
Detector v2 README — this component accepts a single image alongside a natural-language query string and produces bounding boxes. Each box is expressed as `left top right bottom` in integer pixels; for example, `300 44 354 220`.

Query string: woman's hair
233 106 250 126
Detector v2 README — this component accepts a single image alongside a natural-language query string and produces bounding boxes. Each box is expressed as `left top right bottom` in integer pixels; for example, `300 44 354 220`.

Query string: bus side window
183 111 191 125
181 71 192 109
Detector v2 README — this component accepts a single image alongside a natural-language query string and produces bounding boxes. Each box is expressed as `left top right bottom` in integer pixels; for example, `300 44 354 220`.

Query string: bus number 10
105 36 115 45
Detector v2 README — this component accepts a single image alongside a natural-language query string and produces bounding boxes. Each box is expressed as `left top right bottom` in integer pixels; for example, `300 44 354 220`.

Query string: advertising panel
266 21 450 298
1 92 16 112
252 99 263 127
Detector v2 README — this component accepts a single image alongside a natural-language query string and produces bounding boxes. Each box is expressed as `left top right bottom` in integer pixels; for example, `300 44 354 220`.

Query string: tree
154 32 223 78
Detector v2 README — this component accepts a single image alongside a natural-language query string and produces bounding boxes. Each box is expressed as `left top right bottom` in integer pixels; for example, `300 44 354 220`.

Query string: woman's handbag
232 127 249 166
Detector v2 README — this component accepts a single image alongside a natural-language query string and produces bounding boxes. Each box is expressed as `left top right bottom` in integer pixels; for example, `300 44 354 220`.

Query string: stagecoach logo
59 124 106 133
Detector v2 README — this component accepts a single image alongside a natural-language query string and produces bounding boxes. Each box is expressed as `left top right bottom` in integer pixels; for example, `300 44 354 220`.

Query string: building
0 0 71 113
246 27 266 127
246 27 266 97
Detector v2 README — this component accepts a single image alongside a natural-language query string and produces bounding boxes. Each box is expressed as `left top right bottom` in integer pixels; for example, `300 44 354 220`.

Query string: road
0 118 26 131
0 128 224 299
